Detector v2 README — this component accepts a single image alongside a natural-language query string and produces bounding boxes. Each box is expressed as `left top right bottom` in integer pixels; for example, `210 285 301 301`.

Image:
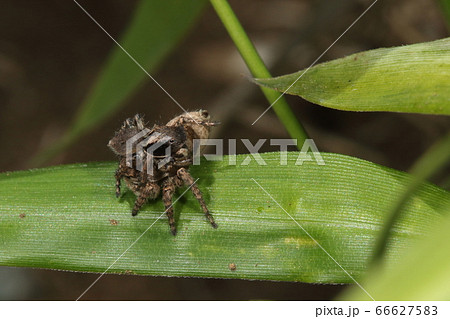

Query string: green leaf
31 0 207 165
1 153 449 283
254 38 450 115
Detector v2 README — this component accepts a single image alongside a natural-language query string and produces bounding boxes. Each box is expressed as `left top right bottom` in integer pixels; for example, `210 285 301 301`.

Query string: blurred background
0 0 448 300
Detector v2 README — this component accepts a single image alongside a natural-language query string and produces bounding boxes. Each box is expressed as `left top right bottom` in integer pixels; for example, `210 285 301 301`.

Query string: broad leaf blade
1 153 449 283
32 0 206 165
255 38 450 115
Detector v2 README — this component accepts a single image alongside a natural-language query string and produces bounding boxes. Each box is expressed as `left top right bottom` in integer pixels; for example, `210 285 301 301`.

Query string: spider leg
114 159 136 198
177 168 217 229
161 179 177 235
131 182 160 216
114 168 123 198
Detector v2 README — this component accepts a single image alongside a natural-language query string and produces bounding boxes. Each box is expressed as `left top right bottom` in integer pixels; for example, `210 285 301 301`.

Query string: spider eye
169 138 175 143
201 110 209 118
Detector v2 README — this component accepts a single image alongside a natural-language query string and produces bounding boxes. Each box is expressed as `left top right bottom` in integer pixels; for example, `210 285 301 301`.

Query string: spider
107 110 219 235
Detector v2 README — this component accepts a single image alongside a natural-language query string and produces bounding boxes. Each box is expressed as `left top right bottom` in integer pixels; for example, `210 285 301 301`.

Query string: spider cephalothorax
108 110 218 235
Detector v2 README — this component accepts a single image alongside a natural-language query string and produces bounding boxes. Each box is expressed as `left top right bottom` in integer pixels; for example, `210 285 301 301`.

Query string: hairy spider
108 110 219 235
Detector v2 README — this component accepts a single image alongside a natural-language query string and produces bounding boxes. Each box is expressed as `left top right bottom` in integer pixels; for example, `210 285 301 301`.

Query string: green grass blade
254 38 450 115
1 153 449 283
31 0 207 166
209 0 309 147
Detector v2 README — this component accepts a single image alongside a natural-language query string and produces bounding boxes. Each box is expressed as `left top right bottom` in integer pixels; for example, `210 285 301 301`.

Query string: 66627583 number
375 306 437 316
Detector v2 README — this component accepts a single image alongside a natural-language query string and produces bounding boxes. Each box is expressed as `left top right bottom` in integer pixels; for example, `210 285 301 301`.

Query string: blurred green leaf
339 201 450 301
32 0 207 165
438 0 450 30
372 131 450 263
254 38 450 115
1 153 448 283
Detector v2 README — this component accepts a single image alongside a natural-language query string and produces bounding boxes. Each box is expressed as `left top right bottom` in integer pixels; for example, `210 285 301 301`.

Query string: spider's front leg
177 168 217 229
161 178 177 235
114 159 134 198
114 168 123 198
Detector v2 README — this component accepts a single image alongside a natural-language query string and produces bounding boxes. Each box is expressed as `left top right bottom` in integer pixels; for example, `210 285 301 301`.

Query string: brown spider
107 110 219 235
